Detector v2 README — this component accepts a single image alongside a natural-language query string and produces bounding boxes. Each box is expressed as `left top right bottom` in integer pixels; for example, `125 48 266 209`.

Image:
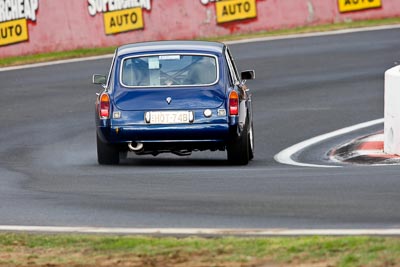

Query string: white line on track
1 24 400 72
0 54 114 72
274 118 384 168
225 24 400 45
1 225 400 236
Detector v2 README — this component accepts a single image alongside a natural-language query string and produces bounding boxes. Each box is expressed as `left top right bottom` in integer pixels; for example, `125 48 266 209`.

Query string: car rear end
96 44 236 161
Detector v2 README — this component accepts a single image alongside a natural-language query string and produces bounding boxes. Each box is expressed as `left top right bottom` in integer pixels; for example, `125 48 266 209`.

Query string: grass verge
0 47 116 68
1 17 400 68
0 233 400 266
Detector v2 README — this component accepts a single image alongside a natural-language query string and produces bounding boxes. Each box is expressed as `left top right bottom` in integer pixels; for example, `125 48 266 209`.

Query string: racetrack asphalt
1 27 400 230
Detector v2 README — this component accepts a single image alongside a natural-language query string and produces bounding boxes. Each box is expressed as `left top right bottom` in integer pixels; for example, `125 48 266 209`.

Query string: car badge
166 97 172 105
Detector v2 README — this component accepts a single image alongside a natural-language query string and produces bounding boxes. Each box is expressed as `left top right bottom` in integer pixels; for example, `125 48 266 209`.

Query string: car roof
117 41 225 56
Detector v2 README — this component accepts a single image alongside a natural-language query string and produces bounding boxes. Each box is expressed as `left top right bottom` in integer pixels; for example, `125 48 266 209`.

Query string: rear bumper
97 123 234 144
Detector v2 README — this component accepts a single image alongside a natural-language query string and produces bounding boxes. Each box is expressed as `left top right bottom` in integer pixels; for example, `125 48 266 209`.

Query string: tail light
229 91 239 116
99 93 110 119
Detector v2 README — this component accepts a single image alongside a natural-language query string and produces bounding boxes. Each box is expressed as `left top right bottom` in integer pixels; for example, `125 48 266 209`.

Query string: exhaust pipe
128 142 144 152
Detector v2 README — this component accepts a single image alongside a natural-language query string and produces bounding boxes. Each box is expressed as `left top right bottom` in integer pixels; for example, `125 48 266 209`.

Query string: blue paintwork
95 40 253 157
113 86 226 111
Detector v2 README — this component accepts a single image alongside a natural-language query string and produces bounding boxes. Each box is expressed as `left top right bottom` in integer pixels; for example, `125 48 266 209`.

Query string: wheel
97 134 120 165
248 122 254 161
227 124 250 165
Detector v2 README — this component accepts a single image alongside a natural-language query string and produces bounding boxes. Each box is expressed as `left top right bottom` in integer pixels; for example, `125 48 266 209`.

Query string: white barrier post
384 65 400 155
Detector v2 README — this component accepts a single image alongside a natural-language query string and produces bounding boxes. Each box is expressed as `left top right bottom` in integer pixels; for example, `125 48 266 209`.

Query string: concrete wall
1 0 399 58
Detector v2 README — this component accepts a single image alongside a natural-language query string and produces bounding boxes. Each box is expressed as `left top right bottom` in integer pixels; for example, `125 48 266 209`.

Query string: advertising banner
215 0 257 24
338 0 382 13
88 0 150 35
0 0 39 46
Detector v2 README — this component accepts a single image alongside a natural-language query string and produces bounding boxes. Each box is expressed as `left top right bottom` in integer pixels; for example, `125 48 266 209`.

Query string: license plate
148 111 191 124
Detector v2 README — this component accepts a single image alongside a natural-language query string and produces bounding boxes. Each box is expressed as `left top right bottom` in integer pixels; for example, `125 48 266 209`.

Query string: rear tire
227 125 249 165
248 122 254 161
97 134 120 165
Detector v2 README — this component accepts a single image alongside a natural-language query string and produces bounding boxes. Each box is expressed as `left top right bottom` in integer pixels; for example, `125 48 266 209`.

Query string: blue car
93 41 255 165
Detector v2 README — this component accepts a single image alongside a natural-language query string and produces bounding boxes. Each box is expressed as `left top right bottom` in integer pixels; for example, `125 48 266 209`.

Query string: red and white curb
1 226 400 236
275 118 384 168
330 132 400 165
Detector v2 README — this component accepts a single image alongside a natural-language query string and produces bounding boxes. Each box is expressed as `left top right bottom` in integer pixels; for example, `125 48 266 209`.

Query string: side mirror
92 74 107 85
241 70 255 80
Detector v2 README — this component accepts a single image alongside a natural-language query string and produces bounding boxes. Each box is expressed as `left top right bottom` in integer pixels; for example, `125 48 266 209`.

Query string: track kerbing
274 118 384 168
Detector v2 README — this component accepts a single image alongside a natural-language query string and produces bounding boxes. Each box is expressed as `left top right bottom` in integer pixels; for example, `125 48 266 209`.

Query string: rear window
120 54 218 87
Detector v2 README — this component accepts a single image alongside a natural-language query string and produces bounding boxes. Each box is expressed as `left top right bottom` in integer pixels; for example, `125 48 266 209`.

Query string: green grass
204 16 400 42
0 233 400 266
0 47 117 67
1 17 400 68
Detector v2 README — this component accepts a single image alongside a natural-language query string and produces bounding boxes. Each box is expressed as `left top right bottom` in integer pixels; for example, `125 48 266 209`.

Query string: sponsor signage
0 0 39 46
103 7 143 34
338 0 381 12
88 0 150 35
215 0 257 23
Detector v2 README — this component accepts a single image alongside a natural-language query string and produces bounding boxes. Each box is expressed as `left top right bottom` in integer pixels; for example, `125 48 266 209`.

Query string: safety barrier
384 66 400 155
0 0 399 58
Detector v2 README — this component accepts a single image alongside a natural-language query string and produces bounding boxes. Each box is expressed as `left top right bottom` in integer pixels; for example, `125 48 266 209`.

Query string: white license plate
148 111 191 124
